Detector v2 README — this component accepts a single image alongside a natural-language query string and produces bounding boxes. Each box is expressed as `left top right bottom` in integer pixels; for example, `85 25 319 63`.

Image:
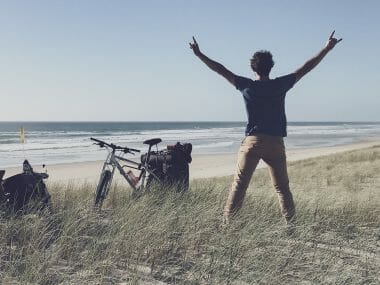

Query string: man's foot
219 215 229 229
285 216 297 237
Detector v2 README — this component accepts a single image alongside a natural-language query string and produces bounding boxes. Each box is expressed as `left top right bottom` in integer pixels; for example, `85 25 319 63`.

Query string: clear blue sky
1 0 379 122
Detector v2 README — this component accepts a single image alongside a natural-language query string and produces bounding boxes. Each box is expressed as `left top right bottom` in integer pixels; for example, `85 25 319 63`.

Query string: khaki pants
224 135 295 223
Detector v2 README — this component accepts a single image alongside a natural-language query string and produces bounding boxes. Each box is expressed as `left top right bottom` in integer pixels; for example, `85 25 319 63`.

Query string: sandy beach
3 139 380 184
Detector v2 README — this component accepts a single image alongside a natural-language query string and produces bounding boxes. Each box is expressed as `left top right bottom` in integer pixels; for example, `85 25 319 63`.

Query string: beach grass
1 146 379 284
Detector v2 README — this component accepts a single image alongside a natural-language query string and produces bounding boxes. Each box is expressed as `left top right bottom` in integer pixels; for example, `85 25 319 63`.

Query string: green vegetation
1 146 380 284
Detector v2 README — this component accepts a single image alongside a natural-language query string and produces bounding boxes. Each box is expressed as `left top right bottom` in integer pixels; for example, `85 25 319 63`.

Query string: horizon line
0 120 379 124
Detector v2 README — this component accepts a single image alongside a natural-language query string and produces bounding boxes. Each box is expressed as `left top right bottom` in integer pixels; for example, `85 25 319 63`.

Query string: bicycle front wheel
95 170 112 208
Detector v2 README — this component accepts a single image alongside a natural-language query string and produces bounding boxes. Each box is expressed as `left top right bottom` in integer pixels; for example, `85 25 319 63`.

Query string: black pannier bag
0 160 50 213
141 142 192 192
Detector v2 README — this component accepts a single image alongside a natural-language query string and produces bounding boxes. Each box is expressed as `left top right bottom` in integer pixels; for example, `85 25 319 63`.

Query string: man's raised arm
294 31 342 83
189 37 236 87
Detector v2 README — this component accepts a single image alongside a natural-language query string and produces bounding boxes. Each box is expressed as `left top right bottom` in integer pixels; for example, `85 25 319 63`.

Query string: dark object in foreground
0 160 50 214
141 142 192 192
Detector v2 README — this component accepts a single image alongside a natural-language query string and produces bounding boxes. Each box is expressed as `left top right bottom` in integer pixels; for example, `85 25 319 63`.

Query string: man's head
250 50 274 77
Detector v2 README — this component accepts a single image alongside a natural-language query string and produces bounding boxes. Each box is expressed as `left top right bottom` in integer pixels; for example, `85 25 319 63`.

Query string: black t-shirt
234 73 296 137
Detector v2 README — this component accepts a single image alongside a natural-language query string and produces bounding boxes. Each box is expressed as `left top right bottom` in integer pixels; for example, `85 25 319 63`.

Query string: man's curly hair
250 50 274 76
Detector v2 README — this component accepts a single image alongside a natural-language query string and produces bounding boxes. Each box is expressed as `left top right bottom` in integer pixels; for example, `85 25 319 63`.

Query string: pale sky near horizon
1 0 379 122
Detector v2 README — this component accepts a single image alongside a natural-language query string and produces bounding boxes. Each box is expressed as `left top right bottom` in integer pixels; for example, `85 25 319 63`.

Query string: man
189 31 342 224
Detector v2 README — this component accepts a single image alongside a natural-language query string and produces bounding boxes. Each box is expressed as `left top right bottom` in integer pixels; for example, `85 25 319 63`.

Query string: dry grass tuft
1 146 380 284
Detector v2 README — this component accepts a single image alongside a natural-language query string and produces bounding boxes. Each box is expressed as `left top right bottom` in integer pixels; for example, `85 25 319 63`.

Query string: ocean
1 121 380 168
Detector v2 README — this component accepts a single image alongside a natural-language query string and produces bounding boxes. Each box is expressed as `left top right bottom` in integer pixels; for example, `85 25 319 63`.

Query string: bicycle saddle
143 138 162 146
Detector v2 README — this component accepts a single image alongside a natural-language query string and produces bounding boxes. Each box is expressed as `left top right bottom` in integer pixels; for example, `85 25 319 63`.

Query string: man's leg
262 140 295 223
223 137 261 223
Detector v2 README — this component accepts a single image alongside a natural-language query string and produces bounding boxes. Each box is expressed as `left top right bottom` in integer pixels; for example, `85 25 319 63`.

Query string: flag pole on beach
20 126 26 159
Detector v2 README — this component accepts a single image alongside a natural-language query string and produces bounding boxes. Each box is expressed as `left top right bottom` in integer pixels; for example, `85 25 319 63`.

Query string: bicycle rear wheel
95 170 112 208
144 168 163 193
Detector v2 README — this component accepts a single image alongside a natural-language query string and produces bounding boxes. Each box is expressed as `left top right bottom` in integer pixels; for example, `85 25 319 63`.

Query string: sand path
3 140 379 184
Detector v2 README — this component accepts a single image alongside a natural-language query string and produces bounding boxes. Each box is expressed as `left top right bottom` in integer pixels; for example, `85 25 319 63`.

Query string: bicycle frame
97 145 161 194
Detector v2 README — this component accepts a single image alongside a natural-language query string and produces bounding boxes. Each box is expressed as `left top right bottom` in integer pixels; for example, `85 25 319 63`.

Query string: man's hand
295 30 343 83
189 36 201 56
325 30 343 51
188 36 236 86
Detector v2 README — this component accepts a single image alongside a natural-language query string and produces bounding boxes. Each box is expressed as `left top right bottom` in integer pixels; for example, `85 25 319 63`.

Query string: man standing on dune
189 31 342 225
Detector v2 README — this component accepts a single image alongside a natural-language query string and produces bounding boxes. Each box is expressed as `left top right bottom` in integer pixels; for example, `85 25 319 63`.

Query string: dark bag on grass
0 160 50 213
141 142 192 192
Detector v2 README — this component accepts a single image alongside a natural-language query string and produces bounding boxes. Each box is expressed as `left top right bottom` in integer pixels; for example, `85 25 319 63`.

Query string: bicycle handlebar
90 137 141 153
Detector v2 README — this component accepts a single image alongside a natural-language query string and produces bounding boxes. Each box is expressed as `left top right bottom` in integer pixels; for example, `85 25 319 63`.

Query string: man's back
234 74 296 137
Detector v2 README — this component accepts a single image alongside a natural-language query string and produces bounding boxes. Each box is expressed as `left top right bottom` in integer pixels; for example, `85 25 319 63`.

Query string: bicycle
91 137 162 208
